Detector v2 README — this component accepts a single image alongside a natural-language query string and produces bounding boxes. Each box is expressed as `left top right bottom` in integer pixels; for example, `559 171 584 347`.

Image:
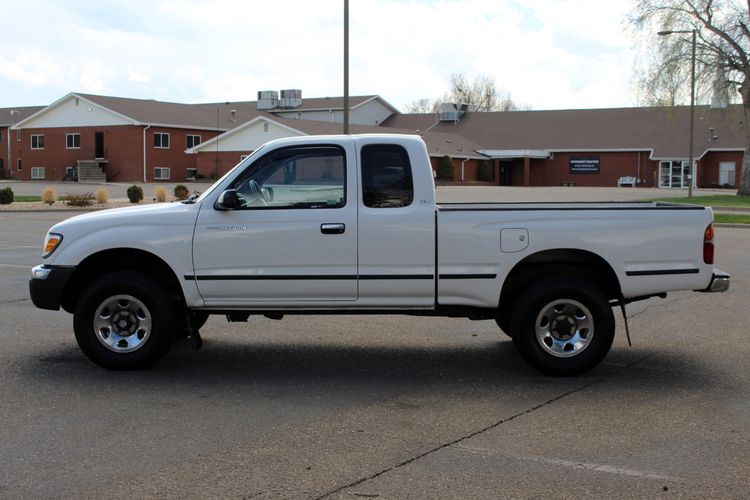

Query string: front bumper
29 265 75 310
700 269 730 293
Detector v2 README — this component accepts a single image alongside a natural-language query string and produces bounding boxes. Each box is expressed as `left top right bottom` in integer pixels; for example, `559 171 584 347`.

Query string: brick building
5 90 746 189
383 104 746 189
1 106 45 179
9 91 398 183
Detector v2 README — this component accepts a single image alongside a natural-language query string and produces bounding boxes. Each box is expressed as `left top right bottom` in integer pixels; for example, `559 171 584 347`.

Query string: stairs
76 160 106 183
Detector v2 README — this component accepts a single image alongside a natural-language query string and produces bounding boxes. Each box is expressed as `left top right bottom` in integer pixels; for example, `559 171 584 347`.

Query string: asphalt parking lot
1 201 748 498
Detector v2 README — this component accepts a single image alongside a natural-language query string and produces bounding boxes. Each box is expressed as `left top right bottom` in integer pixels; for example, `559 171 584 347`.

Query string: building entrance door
500 161 513 185
95 132 104 159
659 160 690 188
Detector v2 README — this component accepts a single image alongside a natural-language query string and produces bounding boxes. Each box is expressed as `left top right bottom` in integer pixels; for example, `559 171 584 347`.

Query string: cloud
0 0 638 110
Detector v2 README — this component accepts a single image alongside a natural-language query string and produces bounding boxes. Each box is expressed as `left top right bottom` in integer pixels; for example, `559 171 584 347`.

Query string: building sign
570 156 600 174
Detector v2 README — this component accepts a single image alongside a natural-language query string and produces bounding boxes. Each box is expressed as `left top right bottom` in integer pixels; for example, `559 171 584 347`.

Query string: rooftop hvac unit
280 89 302 99
258 90 279 100
439 102 465 122
279 89 302 108
257 98 279 110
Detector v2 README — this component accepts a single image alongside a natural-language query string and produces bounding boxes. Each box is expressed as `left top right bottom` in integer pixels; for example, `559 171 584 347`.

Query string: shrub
42 187 57 205
154 186 168 203
95 188 109 204
0 187 13 205
478 160 494 182
174 184 189 200
437 155 455 181
127 185 144 204
64 192 95 207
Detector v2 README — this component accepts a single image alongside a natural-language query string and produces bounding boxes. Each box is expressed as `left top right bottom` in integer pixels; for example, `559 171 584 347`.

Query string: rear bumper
699 269 730 293
29 265 75 310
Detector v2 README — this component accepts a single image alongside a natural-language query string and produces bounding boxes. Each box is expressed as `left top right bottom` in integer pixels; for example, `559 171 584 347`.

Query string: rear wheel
511 276 614 376
73 271 178 370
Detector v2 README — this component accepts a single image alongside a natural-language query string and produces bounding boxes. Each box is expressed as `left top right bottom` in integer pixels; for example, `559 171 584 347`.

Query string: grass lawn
714 213 750 224
13 195 42 202
653 194 750 207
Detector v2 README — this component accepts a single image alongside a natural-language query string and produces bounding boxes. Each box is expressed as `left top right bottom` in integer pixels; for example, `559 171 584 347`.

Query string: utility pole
658 29 696 197
343 0 349 134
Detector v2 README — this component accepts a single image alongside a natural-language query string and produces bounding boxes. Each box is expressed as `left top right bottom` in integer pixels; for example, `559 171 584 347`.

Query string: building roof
382 105 746 159
280 117 485 158
76 93 272 130
0 106 46 127
12 93 394 132
189 113 485 159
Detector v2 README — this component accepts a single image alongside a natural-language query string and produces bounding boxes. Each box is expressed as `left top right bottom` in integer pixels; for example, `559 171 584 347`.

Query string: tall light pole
343 0 349 134
658 29 696 197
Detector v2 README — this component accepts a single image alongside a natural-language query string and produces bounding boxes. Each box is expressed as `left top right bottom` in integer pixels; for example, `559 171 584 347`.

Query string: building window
186 135 201 148
31 134 45 150
154 132 170 149
66 133 81 149
31 167 45 179
719 162 736 187
154 167 171 180
0 129 3 141
186 168 198 179
17 130 21 142
17 159 22 171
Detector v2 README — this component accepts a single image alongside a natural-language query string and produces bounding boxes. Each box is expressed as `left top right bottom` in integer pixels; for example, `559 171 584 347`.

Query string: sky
0 0 640 111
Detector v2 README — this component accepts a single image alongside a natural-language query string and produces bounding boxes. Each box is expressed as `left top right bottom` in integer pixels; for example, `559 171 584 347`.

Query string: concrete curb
714 223 750 229
713 206 750 212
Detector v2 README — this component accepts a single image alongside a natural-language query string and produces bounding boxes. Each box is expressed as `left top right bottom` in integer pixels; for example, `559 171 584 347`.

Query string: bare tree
403 97 439 114
630 0 750 195
402 73 528 114
445 73 528 112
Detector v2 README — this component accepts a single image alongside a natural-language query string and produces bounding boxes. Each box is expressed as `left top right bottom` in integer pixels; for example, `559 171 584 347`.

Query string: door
500 160 513 185
192 143 358 306
95 132 104 159
356 141 436 307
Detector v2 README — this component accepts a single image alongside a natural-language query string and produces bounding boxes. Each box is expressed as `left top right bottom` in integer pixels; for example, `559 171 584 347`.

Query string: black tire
494 316 513 338
511 276 615 376
73 271 178 370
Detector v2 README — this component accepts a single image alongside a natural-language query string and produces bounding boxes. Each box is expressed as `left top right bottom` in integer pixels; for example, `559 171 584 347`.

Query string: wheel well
497 249 621 323
61 248 184 313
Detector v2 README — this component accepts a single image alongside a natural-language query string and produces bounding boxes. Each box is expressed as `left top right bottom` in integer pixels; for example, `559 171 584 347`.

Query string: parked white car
30 134 729 375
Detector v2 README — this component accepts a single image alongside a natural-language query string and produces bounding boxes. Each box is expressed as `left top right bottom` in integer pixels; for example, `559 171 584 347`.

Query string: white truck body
30 134 729 374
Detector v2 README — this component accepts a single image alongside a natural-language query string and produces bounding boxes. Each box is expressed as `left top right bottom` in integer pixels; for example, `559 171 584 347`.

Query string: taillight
703 223 714 264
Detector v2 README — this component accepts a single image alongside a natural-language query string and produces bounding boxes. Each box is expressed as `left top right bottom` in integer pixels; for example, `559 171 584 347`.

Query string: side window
231 145 345 209
361 144 414 208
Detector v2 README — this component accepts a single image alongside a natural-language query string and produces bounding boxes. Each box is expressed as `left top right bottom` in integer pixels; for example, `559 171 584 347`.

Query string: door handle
321 223 345 234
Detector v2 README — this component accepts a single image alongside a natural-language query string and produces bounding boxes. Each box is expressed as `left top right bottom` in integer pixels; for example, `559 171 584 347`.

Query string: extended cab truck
29 134 730 375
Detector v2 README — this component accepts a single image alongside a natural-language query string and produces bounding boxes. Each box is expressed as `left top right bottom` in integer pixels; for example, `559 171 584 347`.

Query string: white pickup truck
30 134 729 375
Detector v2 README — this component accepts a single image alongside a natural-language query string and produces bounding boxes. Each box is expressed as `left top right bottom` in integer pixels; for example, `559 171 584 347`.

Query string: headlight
43 233 63 258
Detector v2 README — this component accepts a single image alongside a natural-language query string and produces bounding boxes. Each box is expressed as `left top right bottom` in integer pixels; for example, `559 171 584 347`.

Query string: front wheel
73 271 178 370
511 276 615 376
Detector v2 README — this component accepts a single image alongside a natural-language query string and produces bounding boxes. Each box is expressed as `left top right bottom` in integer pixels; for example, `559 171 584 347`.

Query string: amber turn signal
43 233 63 258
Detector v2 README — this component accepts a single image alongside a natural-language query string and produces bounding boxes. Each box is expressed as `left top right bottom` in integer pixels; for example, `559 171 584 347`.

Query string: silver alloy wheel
93 294 152 353
534 298 594 358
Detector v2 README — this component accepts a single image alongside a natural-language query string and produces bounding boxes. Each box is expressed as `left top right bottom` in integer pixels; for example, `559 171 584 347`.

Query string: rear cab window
361 144 414 208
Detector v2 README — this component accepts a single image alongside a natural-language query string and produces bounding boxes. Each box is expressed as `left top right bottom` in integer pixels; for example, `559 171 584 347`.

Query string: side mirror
214 189 239 210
